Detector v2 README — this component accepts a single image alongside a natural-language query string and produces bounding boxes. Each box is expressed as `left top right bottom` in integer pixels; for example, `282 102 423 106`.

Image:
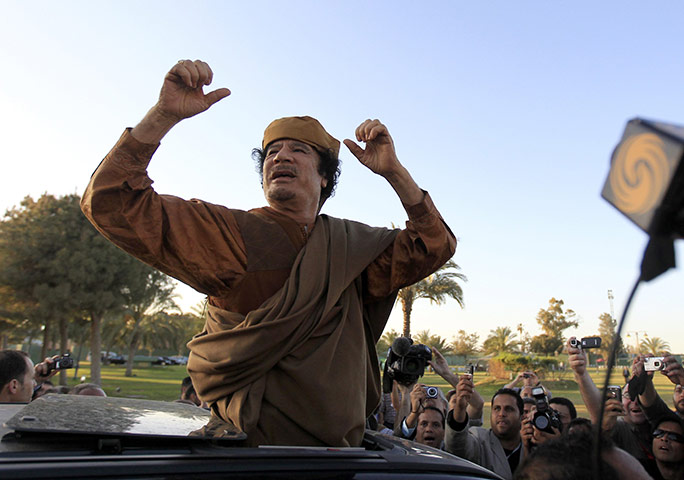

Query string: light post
625 330 648 356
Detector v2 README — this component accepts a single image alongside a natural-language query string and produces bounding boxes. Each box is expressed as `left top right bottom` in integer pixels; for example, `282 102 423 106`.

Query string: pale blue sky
2 1 683 352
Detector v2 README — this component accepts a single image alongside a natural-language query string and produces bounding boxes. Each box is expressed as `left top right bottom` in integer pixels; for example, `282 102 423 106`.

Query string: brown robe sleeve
80 129 248 297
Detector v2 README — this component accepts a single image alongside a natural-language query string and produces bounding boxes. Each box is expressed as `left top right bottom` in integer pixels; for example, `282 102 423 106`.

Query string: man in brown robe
81 59 456 447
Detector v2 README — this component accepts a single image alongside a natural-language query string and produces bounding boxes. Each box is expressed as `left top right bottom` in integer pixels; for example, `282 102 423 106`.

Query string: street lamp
625 331 648 355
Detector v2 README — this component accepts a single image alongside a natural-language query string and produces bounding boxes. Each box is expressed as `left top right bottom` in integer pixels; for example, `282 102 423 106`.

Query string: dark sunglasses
653 429 684 443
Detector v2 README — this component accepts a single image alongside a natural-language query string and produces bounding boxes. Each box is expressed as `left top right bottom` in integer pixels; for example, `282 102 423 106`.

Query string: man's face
415 409 445 448
549 402 572 431
523 402 536 419
262 139 326 209
622 386 646 425
674 385 684 416
491 393 522 440
652 420 684 464
520 387 533 399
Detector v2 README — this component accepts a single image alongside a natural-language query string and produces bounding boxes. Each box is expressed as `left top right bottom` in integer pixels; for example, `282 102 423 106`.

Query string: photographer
392 346 483 437
0 350 60 403
635 354 684 423
520 390 562 455
445 374 525 480
567 337 656 473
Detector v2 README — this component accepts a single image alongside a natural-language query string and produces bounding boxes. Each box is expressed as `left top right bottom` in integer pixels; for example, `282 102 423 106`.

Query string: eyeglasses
653 429 684 443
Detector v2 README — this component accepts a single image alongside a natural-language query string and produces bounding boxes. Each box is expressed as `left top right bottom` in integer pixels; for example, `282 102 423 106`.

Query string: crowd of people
372 337 684 480
2 340 683 479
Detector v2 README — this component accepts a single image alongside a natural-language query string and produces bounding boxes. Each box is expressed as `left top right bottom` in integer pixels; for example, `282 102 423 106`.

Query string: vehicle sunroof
5 394 212 438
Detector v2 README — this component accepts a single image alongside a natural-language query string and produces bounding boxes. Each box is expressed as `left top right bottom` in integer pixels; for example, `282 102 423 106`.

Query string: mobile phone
467 364 474 376
607 385 622 402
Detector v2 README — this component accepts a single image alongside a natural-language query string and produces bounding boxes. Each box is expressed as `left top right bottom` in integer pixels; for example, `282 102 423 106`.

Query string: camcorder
607 385 622 402
644 357 666 371
569 336 602 350
531 386 562 434
46 353 74 373
382 337 432 392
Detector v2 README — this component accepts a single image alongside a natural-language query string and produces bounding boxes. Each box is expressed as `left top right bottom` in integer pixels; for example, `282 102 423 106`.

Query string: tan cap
262 116 340 158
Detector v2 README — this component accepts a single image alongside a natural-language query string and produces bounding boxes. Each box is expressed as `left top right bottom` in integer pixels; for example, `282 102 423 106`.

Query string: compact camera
644 357 666 371
569 336 602 350
382 337 433 391
607 385 622 402
423 386 439 399
531 386 562 434
47 353 74 373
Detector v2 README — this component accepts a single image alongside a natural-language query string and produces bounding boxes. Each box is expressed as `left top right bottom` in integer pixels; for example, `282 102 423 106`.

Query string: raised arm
131 59 230 144
567 337 602 423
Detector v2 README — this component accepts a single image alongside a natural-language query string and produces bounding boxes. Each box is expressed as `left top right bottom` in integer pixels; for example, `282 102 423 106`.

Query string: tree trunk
90 312 102 385
125 334 140 378
58 316 69 385
401 298 413 339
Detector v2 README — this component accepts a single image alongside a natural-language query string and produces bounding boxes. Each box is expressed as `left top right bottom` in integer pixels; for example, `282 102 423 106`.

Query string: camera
467 364 474 376
531 386 562 434
607 385 622 402
644 357 666 371
47 353 74 373
569 336 602 350
523 373 531 379
424 386 439 399
382 337 432 391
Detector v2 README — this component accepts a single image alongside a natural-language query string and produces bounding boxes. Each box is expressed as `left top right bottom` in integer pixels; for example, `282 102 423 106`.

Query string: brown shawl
187 214 398 446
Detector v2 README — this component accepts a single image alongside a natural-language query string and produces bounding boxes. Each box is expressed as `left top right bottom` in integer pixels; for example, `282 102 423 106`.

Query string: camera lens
534 414 549 430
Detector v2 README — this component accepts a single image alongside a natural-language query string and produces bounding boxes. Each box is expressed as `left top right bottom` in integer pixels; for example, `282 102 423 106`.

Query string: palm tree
640 337 671 355
482 326 518 354
397 260 466 338
414 329 452 353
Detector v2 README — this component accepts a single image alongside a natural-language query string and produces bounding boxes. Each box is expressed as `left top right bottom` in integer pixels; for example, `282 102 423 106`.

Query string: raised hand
156 59 231 122
343 119 400 177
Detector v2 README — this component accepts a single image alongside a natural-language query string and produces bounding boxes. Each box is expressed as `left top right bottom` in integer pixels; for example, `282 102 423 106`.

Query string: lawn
61 363 679 430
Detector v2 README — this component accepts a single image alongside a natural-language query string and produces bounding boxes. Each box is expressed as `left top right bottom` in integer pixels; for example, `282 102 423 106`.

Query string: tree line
378 297 671 361
0 193 202 385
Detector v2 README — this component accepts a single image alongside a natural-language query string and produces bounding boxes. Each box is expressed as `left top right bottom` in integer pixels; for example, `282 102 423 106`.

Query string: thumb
343 139 364 159
205 88 231 107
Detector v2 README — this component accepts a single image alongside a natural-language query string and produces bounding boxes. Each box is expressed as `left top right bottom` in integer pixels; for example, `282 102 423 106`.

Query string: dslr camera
644 357 666 371
569 336 602 350
531 386 562 434
383 337 432 392
46 353 74 373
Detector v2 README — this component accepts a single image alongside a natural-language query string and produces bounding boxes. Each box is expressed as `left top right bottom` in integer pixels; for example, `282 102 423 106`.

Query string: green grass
60 364 679 429
59 362 188 400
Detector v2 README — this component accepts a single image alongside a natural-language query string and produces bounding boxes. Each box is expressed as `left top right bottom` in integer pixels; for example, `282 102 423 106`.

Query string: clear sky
2 1 683 353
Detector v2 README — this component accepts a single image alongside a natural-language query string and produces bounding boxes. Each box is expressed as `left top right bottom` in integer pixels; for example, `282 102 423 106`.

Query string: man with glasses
651 414 684 480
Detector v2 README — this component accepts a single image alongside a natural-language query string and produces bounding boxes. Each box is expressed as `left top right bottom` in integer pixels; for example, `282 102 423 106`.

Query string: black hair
549 397 578 419
252 145 341 205
491 388 524 415
420 406 446 427
0 350 30 388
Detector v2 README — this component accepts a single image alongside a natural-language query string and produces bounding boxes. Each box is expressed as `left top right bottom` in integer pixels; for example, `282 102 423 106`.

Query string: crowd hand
344 120 401 178
532 425 561 445
567 337 588 375
449 375 473 422
601 398 625 432
662 354 684 385
520 416 535 452
34 356 60 382
409 383 427 414
632 354 654 380
520 371 539 387
155 59 231 123
429 347 458 386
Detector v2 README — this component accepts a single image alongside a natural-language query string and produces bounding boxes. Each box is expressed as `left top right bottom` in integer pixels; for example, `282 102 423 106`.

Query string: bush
489 353 560 379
